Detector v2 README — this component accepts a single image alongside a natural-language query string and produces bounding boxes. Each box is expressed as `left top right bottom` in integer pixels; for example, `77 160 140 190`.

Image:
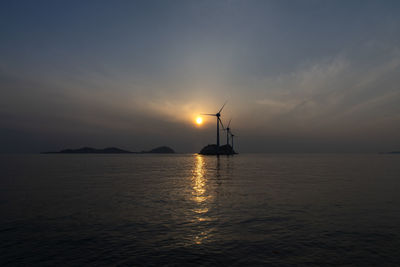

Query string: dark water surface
1 154 400 266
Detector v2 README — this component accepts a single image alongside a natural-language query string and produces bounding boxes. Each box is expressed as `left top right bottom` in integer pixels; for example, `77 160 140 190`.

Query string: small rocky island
199 144 236 155
42 146 175 154
141 146 175 154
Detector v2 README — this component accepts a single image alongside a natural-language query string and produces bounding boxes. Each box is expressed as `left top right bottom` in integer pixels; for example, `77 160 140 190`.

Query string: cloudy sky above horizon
1 0 400 153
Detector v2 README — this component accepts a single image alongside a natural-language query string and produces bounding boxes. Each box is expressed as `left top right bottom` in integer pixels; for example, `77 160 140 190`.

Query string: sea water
1 154 400 265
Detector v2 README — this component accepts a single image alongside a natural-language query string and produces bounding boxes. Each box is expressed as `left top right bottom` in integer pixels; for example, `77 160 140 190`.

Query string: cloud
243 45 400 142
1 0 400 153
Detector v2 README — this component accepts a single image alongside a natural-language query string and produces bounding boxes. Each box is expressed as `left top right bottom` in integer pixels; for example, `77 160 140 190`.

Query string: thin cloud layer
1 1 400 152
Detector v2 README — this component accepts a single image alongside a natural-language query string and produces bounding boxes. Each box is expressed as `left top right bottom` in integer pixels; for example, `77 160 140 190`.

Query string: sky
1 0 400 153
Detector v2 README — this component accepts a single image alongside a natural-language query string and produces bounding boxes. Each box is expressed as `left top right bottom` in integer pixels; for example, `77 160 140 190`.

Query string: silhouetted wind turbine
230 132 236 151
202 102 227 153
224 119 232 146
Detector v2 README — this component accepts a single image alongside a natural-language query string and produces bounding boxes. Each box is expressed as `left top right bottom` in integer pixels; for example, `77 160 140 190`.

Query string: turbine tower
225 119 232 146
202 102 227 153
230 132 235 151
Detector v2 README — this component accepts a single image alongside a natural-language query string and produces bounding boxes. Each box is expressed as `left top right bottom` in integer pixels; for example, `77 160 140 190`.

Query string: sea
1 153 400 266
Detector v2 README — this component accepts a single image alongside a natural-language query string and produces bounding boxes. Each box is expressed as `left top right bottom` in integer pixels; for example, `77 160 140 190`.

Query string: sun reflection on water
190 154 213 244
192 155 208 203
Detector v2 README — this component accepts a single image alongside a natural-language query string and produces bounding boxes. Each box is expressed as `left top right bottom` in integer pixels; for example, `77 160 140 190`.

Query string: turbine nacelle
200 102 227 152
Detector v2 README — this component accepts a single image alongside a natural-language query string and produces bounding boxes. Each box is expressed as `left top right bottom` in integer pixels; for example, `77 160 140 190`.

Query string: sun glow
196 116 203 125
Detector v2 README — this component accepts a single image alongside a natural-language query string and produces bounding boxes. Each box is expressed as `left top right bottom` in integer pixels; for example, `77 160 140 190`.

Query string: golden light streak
190 154 213 244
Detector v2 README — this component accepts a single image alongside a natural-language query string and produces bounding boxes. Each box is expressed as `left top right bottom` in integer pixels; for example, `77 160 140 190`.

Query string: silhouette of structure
227 120 237 152
224 119 233 146
199 144 235 155
199 103 237 155
201 102 227 154
230 133 235 151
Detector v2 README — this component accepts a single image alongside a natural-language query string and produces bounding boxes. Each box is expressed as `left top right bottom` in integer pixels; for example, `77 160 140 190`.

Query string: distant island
42 146 175 154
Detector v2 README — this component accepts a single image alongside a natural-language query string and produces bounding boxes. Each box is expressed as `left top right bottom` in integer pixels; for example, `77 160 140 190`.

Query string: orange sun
196 116 203 125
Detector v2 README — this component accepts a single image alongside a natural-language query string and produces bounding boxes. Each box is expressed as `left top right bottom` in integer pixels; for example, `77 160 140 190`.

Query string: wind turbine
225 119 232 146
230 132 236 152
202 102 227 152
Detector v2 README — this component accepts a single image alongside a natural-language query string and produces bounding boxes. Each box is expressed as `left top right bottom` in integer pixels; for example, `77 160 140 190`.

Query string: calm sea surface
1 154 400 266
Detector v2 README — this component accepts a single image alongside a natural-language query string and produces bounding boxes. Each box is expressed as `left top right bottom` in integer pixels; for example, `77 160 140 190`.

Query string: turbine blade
227 118 232 128
218 101 228 113
218 117 225 130
201 113 216 116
